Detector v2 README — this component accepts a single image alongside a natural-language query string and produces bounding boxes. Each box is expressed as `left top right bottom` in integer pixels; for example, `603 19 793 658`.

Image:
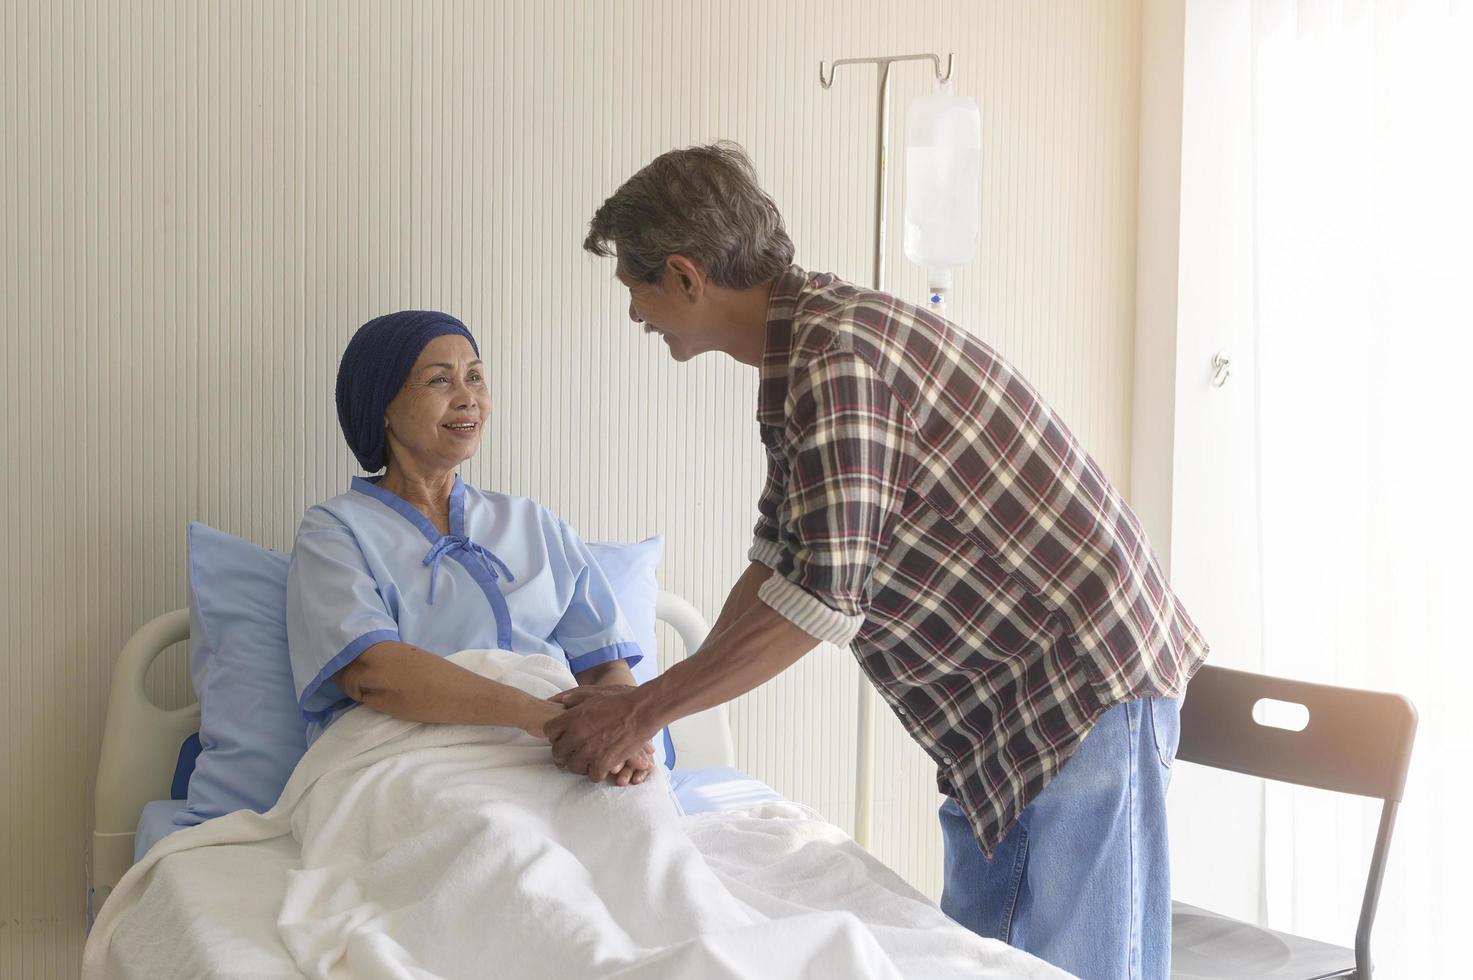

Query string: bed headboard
89 591 732 916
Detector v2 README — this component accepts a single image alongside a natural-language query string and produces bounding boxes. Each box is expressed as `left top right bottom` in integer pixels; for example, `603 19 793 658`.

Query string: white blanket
85 650 1069 980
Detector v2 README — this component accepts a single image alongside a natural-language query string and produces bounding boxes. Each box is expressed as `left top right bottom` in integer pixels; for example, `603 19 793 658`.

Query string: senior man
546 142 1207 980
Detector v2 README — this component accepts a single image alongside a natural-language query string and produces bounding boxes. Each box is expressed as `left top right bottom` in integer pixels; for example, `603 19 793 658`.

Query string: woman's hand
519 697 564 739
607 741 657 787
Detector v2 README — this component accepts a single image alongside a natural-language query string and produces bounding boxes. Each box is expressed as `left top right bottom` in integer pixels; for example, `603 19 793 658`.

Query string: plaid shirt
749 267 1208 853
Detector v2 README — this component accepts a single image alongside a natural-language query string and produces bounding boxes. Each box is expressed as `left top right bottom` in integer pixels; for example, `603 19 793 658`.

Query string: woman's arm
573 657 637 688
336 641 561 736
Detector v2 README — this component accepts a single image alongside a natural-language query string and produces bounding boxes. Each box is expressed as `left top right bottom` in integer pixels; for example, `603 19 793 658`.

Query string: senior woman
286 310 654 785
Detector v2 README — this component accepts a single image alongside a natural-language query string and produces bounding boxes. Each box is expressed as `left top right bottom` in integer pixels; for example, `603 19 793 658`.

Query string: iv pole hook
819 52 953 89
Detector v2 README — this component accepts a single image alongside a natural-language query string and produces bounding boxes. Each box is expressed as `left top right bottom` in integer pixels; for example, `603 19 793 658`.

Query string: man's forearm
636 595 819 731
705 560 773 639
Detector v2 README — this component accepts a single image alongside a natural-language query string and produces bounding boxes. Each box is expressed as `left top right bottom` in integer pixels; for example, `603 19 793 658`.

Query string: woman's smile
443 418 480 433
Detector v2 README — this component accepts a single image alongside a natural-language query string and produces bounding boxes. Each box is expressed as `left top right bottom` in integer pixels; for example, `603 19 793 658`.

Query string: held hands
521 690 655 786
545 685 661 786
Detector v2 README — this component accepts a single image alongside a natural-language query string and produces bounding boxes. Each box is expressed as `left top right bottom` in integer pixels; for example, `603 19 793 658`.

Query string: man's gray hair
584 141 795 290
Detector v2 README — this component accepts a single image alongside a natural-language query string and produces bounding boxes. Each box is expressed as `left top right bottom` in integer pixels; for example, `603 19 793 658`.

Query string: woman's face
382 334 490 475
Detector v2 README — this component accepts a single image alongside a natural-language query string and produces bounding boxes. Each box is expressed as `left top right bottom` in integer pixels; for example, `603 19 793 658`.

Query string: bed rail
89 609 198 919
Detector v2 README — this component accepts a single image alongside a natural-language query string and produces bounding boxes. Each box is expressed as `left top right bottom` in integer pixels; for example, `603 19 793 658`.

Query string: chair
1169 665 1417 980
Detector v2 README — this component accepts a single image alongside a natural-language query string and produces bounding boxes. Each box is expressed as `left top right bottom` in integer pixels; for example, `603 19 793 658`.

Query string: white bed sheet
134 767 784 862
111 801 1071 980
109 834 303 978
94 651 1069 979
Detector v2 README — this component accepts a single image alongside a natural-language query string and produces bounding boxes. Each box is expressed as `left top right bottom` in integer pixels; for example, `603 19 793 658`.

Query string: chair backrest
1177 664 1418 978
1177 665 1417 802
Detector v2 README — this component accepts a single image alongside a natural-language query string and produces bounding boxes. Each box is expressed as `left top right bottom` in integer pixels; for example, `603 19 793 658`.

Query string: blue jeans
939 697 1180 980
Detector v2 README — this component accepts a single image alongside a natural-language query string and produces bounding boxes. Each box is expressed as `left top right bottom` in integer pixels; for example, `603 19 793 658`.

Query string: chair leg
1353 801 1399 980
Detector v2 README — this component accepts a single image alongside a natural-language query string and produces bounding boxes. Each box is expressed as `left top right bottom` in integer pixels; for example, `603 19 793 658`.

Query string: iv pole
819 53 954 293
818 51 955 853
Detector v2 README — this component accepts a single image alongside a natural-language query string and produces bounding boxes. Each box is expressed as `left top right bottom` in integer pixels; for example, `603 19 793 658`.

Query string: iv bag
904 89 981 303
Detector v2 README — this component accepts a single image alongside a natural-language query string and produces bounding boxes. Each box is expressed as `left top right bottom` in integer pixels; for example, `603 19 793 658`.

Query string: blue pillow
175 527 675 823
587 536 675 768
176 523 305 826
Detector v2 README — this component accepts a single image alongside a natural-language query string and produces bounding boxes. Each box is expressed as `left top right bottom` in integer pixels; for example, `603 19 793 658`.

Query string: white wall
0 2 1145 974
1170 0 1269 924
1130 0 1183 559
1133 0 1267 924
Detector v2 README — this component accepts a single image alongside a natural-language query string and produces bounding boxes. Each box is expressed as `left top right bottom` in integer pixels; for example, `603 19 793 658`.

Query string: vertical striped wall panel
0 1 1142 973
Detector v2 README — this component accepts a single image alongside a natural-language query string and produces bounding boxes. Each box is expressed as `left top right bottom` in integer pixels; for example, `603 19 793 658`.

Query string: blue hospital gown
286 474 642 741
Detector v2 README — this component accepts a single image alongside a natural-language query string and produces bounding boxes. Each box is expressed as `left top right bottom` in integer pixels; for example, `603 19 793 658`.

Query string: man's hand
545 686 661 783
545 574 820 784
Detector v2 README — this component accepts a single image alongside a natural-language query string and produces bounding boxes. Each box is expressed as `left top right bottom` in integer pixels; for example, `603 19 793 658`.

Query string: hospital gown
287 474 641 741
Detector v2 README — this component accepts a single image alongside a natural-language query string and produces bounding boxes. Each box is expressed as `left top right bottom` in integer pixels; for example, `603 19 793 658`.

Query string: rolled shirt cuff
756 571 864 646
747 538 784 568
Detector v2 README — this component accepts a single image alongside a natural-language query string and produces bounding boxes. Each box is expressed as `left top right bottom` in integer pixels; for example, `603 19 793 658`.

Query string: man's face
616 259 708 362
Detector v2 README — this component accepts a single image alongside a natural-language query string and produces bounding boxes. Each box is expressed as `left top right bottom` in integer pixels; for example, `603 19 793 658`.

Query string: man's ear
665 255 706 303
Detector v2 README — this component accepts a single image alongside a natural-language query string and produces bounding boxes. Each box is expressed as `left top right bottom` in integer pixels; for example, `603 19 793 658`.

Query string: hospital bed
86 591 1069 979
89 592 750 913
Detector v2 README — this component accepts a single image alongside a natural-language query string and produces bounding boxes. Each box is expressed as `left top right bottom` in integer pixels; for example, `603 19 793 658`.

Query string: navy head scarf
336 310 480 472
